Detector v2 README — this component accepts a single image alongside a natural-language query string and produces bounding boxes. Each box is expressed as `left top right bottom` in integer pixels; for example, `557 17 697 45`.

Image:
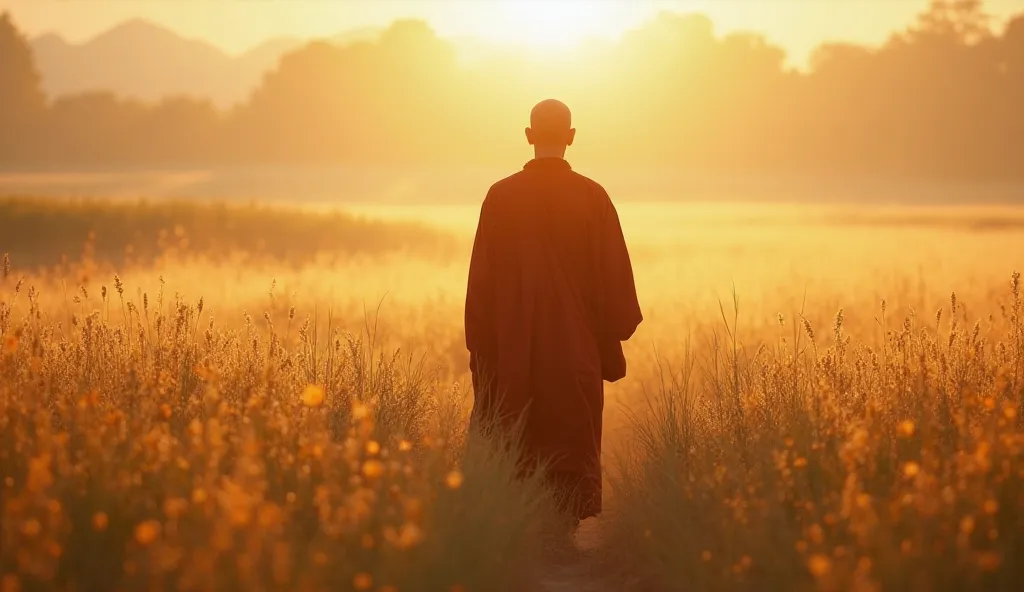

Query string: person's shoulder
488 171 525 194
482 170 528 205
569 171 613 204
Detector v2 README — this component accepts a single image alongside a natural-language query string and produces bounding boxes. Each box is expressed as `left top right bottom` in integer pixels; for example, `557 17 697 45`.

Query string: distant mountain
29 20 381 108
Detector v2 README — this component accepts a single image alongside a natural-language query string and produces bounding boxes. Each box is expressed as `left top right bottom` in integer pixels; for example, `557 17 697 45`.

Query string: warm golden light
2 0 1024 590
453 0 641 50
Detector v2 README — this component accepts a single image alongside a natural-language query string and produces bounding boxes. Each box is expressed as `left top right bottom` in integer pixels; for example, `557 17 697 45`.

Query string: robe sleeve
597 191 643 341
465 188 497 358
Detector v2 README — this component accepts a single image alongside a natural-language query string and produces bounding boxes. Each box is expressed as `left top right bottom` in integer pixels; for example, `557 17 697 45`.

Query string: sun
466 0 641 50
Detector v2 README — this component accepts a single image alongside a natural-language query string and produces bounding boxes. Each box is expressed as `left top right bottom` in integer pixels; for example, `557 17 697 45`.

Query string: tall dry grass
5 197 1024 591
604 276 1024 591
0 255 557 592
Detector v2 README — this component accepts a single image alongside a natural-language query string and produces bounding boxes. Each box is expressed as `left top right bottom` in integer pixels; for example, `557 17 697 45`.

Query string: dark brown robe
465 157 642 520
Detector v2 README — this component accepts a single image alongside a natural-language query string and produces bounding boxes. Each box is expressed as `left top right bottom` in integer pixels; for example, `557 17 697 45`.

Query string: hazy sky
3 0 1024 66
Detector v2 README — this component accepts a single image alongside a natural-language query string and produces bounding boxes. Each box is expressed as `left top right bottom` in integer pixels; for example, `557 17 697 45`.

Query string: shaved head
526 99 576 153
530 99 571 135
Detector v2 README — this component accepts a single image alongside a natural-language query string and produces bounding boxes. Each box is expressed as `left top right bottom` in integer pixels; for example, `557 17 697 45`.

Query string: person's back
464 99 642 535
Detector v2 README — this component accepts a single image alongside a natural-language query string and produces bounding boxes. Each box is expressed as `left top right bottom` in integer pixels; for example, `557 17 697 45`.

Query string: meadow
2 196 1023 591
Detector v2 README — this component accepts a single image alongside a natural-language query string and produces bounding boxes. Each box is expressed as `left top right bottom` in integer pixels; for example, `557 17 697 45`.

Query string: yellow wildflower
445 470 464 490
352 572 373 590
394 522 424 549
134 520 161 545
301 385 325 407
20 519 41 538
898 420 915 438
92 512 109 532
352 402 371 420
807 553 832 578
362 460 384 480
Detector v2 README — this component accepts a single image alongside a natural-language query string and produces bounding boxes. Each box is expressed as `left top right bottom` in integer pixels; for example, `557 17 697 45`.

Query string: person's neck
533 146 566 160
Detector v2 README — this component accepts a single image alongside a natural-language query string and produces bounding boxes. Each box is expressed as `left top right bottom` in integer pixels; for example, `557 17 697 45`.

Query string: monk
464 99 643 537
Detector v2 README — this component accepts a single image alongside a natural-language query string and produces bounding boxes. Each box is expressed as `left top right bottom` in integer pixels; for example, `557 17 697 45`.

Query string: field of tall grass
2 196 1024 591
604 280 1024 591
0 263 555 592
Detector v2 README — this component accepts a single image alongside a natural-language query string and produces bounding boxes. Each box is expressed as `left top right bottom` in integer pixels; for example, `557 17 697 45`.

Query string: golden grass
603 278 1024 591
2 197 1024 590
0 270 559 591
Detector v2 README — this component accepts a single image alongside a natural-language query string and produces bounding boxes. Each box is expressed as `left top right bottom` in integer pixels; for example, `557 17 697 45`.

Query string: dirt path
538 520 617 592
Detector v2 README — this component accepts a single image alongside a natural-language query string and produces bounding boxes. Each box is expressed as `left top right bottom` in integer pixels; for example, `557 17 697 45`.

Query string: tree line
1 1 1022 181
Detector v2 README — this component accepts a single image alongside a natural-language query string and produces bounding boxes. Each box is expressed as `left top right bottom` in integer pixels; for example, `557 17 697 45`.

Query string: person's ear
525 127 535 145
566 128 576 147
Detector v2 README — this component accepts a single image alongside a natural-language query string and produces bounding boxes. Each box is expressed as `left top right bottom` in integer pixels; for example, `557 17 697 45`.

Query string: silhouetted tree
1003 14 1024 72
46 92 148 163
0 11 46 159
909 0 992 44
140 97 223 163
228 20 460 164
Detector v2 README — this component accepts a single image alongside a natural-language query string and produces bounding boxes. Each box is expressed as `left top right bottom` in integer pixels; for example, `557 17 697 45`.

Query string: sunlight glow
454 0 642 50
